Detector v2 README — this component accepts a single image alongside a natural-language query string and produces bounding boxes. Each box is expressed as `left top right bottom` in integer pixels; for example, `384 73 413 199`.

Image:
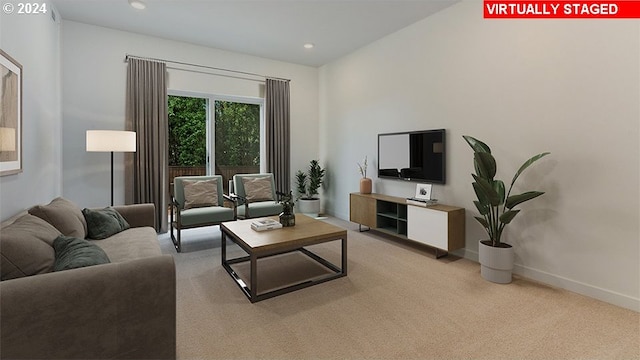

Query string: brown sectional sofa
0 198 176 360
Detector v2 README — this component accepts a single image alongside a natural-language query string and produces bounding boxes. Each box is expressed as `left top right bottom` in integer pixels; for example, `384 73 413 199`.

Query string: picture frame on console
414 183 432 200
0 49 22 176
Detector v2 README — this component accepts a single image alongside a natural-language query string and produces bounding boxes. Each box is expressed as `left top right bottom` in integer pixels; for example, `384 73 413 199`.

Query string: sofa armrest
1 255 176 360
112 203 156 229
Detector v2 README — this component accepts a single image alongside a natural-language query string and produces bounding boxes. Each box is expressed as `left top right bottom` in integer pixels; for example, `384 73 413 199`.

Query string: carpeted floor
158 217 639 360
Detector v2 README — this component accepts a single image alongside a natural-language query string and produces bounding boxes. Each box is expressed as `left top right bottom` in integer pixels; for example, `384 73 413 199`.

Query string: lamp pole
111 151 114 206
86 130 136 206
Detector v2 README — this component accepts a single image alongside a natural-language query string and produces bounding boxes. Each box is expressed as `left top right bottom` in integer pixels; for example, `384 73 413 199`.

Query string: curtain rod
124 54 291 82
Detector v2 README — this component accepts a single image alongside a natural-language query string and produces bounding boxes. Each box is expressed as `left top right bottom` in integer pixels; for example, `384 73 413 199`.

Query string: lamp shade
86 130 136 152
0 127 16 152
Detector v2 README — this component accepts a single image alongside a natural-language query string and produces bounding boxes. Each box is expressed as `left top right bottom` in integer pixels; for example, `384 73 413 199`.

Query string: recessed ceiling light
303 43 315 49
128 0 146 10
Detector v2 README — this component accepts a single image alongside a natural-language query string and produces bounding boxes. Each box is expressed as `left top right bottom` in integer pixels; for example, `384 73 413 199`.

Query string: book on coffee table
251 218 283 231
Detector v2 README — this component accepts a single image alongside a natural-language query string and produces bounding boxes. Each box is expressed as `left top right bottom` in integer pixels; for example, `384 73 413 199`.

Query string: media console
349 192 465 258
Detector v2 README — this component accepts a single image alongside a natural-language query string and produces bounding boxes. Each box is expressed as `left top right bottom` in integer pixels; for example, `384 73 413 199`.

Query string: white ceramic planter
296 198 320 218
478 240 515 284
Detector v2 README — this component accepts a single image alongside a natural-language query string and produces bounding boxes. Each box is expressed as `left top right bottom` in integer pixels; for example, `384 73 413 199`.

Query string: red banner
484 1 640 18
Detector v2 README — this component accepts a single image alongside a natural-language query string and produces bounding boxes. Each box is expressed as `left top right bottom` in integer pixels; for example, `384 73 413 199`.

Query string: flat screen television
378 129 446 184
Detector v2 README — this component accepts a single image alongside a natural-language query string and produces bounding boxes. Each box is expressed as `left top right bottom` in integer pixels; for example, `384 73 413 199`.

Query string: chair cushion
0 214 61 280
52 235 111 272
238 202 283 218
28 197 87 238
179 206 235 226
242 176 274 201
183 178 218 209
82 207 131 240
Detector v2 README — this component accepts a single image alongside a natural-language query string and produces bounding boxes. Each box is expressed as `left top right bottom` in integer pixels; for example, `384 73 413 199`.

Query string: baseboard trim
459 248 640 312
337 210 639 313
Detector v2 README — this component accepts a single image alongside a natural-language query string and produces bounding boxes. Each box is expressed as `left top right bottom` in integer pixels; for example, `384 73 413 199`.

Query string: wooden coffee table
220 214 347 303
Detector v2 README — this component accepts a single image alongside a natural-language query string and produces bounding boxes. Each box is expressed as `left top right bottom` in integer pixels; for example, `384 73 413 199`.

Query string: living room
1 0 638 358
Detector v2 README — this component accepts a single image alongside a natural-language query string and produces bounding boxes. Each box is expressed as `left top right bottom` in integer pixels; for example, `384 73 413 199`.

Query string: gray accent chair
232 173 283 219
170 175 236 252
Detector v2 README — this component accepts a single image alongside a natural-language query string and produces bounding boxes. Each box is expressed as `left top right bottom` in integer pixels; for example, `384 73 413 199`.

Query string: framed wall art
0 49 22 176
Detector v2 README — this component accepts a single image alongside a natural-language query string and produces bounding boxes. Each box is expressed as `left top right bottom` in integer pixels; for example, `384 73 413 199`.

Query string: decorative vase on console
358 156 372 194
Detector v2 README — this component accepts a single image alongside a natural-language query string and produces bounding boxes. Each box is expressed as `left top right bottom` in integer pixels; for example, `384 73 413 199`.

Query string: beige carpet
159 218 639 360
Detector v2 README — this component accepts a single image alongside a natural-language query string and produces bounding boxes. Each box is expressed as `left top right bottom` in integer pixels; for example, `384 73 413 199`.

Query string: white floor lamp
86 130 137 206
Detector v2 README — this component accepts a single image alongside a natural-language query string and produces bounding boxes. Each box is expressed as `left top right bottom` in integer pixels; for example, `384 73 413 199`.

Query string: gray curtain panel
125 58 168 233
265 78 291 194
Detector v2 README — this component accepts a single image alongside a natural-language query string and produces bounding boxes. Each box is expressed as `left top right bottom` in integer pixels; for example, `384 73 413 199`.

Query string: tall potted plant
295 159 326 218
463 135 550 284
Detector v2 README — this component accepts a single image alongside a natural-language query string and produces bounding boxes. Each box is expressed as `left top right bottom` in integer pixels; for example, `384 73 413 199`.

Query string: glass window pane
167 95 207 187
214 100 261 192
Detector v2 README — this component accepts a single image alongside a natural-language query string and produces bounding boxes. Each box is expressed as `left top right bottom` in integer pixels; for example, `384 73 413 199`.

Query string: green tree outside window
168 96 260 168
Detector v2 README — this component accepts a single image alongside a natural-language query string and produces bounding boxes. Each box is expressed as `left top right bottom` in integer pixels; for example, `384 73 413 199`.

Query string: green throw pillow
82 207 130 240
53 236 110 271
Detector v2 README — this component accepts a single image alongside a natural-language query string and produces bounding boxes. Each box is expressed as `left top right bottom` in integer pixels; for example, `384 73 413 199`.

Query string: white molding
342 207 640 313
460 249 640 312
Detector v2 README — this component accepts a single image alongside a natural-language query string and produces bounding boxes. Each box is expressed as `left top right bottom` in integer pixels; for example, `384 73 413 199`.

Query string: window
214 100 261 182
168 95 207 188
167 93 263 194
168 95 207 168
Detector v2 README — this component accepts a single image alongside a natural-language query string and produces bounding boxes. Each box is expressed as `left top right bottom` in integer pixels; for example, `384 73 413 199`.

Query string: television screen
378 129 446 184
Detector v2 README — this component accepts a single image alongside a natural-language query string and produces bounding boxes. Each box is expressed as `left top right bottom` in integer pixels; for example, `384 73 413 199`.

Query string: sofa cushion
183 178 219 209
53 236 111 271
242 176 274 201
82 207 130 240
91 227 162 263
28 197 87 238
0 214 61 280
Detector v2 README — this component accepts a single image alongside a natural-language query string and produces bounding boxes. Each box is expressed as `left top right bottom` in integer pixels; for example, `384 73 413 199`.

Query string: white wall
61 21 319 207
320 1 639 311
0 2 61 220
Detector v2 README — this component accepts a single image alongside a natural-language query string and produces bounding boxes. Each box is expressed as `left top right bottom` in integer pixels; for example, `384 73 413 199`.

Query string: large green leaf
493 180 506 206
506 191 545 209
474 200 490 215
474 216 490 229
472 181 490 206
473 174 501 206
473 160 482 178
463 135 491 153
474 152 497 180
500 209 520 224
510 152 550 187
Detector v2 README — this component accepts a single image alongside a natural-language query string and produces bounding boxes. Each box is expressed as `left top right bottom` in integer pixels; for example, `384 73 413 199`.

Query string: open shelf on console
376 199 407 236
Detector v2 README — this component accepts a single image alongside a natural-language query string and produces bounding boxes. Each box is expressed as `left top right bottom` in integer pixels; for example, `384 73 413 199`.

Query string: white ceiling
50 0 458 67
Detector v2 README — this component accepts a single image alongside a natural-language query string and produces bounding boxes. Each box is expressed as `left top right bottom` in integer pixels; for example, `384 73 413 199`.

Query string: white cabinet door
407 206 448 250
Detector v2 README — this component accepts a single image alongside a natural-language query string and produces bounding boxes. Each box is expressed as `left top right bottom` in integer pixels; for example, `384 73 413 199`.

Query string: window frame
212 94 265 174
167 90 265 175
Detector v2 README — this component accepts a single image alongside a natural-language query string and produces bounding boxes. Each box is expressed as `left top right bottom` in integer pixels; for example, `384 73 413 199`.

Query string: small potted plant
463 135 550 284
276 190 295 227
358 156 372 194
295 159 326 218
